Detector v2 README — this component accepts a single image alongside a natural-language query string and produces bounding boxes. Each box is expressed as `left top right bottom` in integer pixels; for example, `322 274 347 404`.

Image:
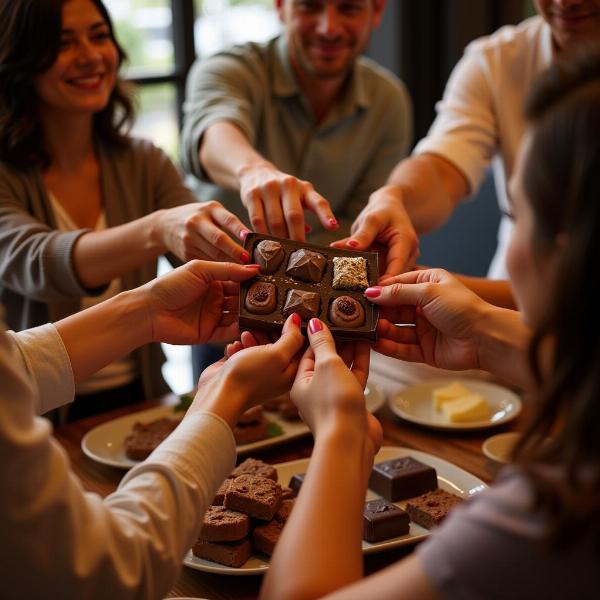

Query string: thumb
271 313 305 362
306 318 339 364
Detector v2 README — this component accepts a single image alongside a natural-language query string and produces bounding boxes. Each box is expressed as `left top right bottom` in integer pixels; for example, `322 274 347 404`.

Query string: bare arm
453 274 516 309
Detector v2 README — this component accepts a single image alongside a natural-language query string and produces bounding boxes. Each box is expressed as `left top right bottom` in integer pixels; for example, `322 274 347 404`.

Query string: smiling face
34 0 119 117
276 0 385 81
534 0 600 49
506 134 561 327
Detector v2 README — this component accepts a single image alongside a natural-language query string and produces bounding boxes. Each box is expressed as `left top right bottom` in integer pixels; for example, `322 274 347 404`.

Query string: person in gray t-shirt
259 44 600 600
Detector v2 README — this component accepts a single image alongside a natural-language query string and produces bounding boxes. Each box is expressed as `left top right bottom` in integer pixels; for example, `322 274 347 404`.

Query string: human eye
91 27 111 43
295 0 322 13
339 1 364 16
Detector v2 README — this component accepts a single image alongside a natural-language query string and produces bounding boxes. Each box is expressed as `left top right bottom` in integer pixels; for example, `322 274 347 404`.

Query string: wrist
146 210 168 254
236 159 276 180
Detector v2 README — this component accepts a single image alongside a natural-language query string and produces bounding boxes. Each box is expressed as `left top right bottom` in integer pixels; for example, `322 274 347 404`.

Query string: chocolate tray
239 233 379 342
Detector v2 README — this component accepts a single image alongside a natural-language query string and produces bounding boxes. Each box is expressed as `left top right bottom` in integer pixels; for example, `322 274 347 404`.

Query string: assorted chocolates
239 234 379 341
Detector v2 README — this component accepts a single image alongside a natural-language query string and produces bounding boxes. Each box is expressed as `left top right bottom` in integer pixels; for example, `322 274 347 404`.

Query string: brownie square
253 520 284 556
369 456 437 502
274 498 295 523
124 417 178 460
405 488 464 529
287 473 305 496
225 474 283 521
363 498 410 542
192 538 252 568
229 458 278 482
233 418 268 445
199 505 250 542
211 479 231 505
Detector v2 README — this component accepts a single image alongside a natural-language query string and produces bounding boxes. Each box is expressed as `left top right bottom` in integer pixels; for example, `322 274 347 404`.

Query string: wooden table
54 392 529 599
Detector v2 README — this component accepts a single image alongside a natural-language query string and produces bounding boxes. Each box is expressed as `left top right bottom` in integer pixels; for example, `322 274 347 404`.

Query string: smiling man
181 0 412 376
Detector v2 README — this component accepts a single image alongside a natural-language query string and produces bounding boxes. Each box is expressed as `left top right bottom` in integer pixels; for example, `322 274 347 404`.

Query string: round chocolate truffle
245 281 277 315
328 295 365 328
286 248 327 283
254 240 285 274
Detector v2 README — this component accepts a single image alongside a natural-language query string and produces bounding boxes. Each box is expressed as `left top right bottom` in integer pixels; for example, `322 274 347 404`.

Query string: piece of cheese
432 381 471 411
443 394 490 423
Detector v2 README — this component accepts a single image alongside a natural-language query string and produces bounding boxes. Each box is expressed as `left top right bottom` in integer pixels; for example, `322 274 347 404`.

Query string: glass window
104 0 175 76
194 0 280 58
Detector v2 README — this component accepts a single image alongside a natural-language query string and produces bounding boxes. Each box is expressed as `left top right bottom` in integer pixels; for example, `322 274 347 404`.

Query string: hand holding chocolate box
239 234 379 342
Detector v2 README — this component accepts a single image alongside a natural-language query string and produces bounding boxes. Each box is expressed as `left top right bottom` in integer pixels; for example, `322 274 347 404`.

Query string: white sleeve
8 323 75 414
413 45 498 196
0 320 237 599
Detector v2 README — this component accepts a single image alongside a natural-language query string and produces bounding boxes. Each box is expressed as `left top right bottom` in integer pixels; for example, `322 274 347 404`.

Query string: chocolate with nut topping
254 239 285 274
286 248 327 283
245 281 277 314
332 256 369 290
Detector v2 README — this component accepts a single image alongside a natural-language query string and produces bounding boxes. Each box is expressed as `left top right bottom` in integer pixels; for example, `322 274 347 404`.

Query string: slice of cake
124 417 179 460
192 538 252 568
369 456 437 502
253 520 284 556
199 505 250 542
405 488 464 529
224 474 283 521
229 457 278 482
211 479 231 506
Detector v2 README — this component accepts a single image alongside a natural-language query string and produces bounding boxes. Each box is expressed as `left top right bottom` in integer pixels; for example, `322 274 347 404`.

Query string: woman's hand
156 201 251 263
141 260 260 346
291 319 382 454
365 268 493 371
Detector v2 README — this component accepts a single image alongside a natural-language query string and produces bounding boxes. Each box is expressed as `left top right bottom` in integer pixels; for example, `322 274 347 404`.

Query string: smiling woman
0 0 251 421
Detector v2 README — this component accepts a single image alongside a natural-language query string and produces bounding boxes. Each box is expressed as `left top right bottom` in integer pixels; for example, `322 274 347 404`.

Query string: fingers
306 318 340 365
246 191 268 234
377 319 418 344
303 188 338 231
271 313 305 362
281 182 305 242
351 342 370 389
380 235 418 280
364 280 437 309
204 206 251 262
262 184 287 238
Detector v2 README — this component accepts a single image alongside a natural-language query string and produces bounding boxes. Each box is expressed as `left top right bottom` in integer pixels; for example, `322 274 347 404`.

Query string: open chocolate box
239 233 379 342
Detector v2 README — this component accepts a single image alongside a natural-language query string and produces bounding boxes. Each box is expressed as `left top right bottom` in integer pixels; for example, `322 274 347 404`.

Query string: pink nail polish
243 263 260 269
291 313 301 327
348 240 359 248
240 251 250 263
329 218 338 228
239 229 250 241
308 318 323 334
365 286 382 298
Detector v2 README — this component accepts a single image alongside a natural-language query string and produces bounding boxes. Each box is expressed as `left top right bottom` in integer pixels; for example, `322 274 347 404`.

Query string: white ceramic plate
389 378 522 431
81 384 386 470
182 445 487 576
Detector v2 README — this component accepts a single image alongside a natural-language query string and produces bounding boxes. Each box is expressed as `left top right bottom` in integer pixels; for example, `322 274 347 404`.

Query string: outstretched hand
365 269 491 371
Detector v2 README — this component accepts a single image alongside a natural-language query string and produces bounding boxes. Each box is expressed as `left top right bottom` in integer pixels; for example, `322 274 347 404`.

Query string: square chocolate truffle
405 488 464 529
224 474 283 520
363 498 410 542
199 505 250 542
282 289 320 321
332 256 369 290
369 456 437 502
286 248 327 282
192 538 252 568
287 473 305 496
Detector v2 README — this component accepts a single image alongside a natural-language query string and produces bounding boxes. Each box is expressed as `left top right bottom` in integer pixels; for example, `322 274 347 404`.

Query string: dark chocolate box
239 233 379 342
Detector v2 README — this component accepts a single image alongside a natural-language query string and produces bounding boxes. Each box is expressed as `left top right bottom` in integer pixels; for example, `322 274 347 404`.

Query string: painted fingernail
243 263 260 269
291 312 301 327
304 224 312 233
240 251 250 263
348 239 359 248
329 218 338 228
239 229 251 241
365 286 382 298
308 318 323 334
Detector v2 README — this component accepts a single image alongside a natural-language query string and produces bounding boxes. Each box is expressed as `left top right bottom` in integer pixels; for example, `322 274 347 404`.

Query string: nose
75 38 101 65
315 5 343 37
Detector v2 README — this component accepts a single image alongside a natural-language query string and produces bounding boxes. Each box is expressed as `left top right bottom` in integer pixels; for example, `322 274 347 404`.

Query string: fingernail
348 240 359 248
329 218 338 228
239 229 250 241
240 251 250 263
243 264 260 269
291 312 301 327
365 286 382 298
304 224 312 233
308 318 323 334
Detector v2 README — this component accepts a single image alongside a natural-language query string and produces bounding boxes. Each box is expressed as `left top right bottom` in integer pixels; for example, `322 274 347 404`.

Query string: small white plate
482 432 521 464
389 378 522 431
183 445 487 575
81 383 385 470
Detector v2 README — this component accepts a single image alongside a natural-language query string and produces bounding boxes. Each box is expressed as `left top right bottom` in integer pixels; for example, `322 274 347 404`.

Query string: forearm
262 425 372 600
454 275 516 309
386 154 468 233
73 211 165 288
200 121 271 191
54 288 150 384
475 304 534 391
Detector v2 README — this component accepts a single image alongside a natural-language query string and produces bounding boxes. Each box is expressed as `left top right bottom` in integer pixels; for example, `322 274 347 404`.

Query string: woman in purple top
260 43 600 600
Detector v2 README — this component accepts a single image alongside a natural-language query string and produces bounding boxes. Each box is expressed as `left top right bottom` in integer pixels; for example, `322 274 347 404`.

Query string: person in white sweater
0 259 305 599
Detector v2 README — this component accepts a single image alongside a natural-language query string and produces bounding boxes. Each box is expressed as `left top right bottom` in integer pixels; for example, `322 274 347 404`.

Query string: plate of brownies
81 385 386 469
183 447 487 575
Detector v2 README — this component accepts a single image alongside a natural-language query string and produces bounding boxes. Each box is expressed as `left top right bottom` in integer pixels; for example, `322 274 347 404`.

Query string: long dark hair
514 43 600 543
0 0 134 170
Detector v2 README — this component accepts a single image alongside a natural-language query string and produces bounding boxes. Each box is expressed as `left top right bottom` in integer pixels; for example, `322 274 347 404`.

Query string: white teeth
70 76 102 86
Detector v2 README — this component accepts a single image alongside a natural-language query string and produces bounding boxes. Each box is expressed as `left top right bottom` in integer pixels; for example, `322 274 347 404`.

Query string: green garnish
266 421 284 438
173 394 193 413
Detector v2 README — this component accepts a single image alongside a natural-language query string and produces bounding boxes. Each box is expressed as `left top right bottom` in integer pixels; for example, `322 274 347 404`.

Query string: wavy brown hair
513 43 600 545
0 0 134 170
